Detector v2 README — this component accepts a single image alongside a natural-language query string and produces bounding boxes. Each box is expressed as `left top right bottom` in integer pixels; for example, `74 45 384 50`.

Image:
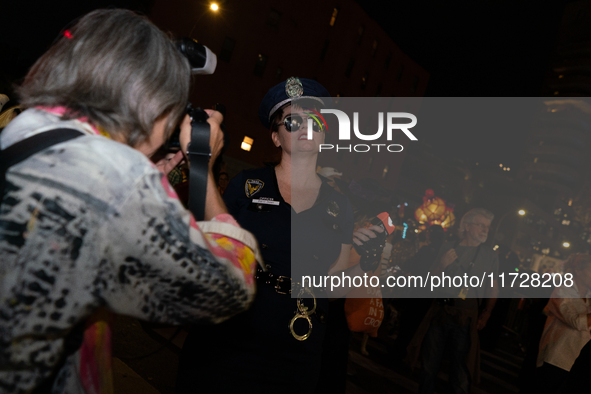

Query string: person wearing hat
177 77 372 392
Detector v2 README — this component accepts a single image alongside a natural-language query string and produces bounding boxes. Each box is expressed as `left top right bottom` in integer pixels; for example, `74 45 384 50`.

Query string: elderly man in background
407 208 499 394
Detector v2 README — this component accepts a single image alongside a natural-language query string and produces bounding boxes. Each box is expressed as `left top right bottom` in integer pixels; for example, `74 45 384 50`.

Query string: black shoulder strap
187 120 211 221
1 128 84 169
0 128 84 198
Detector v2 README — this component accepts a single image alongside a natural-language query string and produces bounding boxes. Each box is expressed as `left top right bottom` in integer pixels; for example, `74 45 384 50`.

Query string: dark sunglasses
281 114 325 133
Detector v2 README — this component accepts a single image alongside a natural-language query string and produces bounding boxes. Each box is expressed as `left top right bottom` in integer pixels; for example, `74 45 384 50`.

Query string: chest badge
245 179 264 197
327 200 340 217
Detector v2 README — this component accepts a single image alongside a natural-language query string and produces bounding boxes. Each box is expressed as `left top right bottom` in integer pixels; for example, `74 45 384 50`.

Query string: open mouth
298 133 311 141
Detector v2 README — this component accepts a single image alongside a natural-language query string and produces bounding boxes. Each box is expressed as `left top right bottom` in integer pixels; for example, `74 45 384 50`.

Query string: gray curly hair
18 9 190 148
458 208 494 240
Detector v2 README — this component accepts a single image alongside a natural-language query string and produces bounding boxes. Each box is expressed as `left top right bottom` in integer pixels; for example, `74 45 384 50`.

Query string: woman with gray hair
0 9 259 394
536 253 591 394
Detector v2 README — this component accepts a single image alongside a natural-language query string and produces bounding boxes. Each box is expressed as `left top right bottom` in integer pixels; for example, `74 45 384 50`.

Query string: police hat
258 77 331 129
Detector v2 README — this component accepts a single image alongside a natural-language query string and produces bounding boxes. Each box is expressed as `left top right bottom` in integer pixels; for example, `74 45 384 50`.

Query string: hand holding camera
178 109 224 170
353 212 396 272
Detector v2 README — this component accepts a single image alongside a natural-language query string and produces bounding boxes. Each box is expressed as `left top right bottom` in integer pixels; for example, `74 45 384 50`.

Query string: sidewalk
111 315 525 394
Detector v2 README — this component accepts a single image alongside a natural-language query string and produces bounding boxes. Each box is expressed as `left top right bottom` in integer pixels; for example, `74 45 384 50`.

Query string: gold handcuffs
289 287 317 341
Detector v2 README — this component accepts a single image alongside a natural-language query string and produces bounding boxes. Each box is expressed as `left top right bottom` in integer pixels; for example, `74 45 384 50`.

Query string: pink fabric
37 106 102 135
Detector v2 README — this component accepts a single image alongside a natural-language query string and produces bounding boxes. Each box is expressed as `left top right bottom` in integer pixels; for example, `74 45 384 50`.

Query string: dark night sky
355 0 577 171
0 0 578 170
357 0 569 97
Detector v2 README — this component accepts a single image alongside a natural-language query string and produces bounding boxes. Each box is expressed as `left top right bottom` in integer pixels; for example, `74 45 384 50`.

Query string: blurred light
499 163 503 167
476 162 479 165
493 245 499 251
241 136 254 151
563 242 570 248
507 167 510 171
414 229 419 233
518 209 526 216
515 268 519 272
64 30 73 39
210 3 219 11
558 75 564 79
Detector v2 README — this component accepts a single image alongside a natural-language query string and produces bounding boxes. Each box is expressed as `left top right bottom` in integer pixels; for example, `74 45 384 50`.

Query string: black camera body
165 38 227 153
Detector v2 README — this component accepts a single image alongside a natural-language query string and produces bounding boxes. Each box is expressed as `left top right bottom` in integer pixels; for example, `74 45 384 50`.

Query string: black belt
255 266 292 294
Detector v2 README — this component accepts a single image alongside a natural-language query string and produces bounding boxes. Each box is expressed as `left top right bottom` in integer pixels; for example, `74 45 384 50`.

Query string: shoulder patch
245 179 264 197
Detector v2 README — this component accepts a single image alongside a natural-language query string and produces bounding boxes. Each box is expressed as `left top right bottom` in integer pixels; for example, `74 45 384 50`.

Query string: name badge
252 198 279 206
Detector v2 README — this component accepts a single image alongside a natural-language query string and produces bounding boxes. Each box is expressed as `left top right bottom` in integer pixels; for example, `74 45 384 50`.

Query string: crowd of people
1 8 590 394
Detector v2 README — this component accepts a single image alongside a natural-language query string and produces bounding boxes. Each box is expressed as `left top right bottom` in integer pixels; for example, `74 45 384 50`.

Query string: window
361 71 369 90
241 136 254 152
266 9 280 29
371 40 378 57
411 76 419 93
320 39 329 62
253 54 268 77
397 64 404 81
329 8 339 27
385 52 392 69
357 26 365 44
220 37 235 63
375 83 383 96
345 57 355 78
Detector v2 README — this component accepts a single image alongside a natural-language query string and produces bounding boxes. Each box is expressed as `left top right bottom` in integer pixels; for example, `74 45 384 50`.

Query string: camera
162 38 227 221
354 212 396 272
164 38 220 152
175 37 217 75
166 38 229 154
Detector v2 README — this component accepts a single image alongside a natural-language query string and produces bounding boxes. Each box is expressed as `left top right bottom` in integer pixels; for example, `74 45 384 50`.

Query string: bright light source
518 209 526 216
507 167 510 171
210 3 219 11
563 242 570 248
493 245 499 251
499 164 503 167
241 136 253 151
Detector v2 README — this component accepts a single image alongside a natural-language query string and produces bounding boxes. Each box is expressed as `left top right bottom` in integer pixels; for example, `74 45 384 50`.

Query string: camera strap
186 117 211 221
0 128 84 199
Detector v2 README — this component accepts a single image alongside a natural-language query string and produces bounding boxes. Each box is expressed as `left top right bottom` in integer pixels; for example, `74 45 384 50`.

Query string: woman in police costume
176 78 355 392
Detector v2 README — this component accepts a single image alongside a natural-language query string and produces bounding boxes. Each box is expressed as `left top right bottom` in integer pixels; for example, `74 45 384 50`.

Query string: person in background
0 105 21 129
0 94 9 112
391 225 445 359
535 253 591 394
217 171 229 194
407 208 499 394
